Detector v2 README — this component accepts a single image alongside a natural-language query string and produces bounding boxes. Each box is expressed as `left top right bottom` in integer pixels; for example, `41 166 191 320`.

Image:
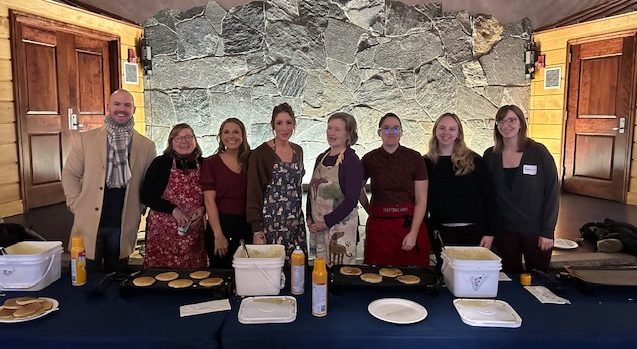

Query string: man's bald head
107 89 136 125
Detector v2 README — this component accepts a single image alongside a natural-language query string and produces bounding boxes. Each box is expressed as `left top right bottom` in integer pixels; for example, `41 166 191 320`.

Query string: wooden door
563 35 636 201
11 13 117 209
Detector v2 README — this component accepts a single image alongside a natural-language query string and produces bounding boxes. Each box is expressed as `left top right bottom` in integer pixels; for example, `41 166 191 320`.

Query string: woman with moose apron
307 113 364 267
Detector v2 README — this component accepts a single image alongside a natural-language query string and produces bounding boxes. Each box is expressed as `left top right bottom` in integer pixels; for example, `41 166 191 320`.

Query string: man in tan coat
62 89 156 272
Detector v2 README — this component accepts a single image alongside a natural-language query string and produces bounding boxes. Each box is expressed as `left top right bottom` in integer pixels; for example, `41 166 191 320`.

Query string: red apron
144 161 207 268
364 204 430 267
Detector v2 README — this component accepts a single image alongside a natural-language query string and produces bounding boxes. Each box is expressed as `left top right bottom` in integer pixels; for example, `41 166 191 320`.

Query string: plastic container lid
238 296 297 324
453 299 522 328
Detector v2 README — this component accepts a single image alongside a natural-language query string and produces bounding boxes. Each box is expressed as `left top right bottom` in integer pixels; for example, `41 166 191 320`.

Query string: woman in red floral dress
141 123 207 268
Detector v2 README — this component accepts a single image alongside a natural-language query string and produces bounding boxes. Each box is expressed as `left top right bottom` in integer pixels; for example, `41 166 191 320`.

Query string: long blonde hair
426 113 475 176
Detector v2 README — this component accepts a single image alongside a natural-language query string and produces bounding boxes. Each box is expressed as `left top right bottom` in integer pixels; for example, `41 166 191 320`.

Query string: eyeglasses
495 118 518 126
173 135 195 142
379 126 401 134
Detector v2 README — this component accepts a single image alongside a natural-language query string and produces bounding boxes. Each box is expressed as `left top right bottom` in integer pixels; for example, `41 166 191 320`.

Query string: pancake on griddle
397 274 421 284
155 271 179 281
360 273 383 283
199 277 224 287
339 266 363 276
168 279 193 288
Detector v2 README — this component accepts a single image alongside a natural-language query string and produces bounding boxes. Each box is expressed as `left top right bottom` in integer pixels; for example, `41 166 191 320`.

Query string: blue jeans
87 226 129 273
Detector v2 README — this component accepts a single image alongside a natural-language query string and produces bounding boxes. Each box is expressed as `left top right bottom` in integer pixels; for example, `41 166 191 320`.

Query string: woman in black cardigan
140 123 206 268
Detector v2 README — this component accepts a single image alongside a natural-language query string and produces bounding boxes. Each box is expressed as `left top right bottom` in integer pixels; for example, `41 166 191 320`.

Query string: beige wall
0 0 144 218
530 11 637 205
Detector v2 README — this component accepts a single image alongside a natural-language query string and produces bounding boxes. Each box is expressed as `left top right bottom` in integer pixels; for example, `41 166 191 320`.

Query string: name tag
523 164 537 175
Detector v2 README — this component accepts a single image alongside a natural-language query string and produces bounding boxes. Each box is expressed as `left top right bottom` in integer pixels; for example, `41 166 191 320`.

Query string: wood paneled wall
531 12 637 205
0 0 144 218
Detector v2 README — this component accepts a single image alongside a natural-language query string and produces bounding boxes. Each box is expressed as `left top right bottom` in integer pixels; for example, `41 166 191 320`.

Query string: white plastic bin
233 244 285 296
0 241 63 291
441 246 502 298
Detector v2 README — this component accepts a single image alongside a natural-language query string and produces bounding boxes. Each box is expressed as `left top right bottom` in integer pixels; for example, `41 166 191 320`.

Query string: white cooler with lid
441 246 502 298
0 241 63 291
232 244 285 296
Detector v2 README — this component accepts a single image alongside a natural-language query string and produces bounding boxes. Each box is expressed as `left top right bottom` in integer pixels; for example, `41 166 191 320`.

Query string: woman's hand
192 206 206 224
402 230 418 251
479 235 494 249
172 207 190 227
308 222 328 233
214 235 229 257
538 236 554 251
253 231 266 245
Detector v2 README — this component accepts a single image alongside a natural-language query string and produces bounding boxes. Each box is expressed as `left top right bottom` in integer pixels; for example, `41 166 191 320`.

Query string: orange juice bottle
312 258 327 317
291 246 305 295
70 236 87 286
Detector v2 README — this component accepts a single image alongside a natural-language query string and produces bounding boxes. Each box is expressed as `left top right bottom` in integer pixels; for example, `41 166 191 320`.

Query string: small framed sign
544 67 561 89
123 62 139 85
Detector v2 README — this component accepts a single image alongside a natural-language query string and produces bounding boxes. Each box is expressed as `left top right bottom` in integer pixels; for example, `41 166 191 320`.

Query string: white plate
0 297 59 323
554 238 578 250
453 299 521 328
368 298 428 324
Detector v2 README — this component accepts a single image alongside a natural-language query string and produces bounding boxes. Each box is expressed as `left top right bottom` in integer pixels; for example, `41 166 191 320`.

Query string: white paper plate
368 298 428 324
554 238 578 250
453 299 521 328
0 297 59 323
238 296 296 324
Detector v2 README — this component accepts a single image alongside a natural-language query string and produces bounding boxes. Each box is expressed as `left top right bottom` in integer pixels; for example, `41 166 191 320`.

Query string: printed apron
364 204 430 267
308 150 358 267
144 161 207 268
262 147 307 261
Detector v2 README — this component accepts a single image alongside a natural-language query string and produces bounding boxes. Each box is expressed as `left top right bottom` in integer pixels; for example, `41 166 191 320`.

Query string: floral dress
144 161 207 268
262 145 306 261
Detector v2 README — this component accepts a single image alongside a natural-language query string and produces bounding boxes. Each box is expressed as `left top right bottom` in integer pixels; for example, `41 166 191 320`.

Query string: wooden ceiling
54 0 632 31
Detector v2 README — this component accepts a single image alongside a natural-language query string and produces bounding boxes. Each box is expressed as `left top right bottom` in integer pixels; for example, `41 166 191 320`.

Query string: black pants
87 226 129 273
494 229 552 273
205 213 252 269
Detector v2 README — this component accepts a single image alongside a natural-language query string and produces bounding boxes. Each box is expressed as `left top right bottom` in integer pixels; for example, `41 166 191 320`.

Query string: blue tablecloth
0 272 227 349
221 273 637 349
3 270 637 349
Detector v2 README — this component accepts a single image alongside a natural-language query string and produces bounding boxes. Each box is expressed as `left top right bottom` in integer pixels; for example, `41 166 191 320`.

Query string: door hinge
564 111 568 121
568 52 571 63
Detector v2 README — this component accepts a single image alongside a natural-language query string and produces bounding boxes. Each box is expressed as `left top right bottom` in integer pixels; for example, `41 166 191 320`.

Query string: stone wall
143 0 530 181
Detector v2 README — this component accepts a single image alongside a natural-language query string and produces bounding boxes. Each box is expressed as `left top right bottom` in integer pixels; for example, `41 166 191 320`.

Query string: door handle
68 108 78 130
612 117 625 133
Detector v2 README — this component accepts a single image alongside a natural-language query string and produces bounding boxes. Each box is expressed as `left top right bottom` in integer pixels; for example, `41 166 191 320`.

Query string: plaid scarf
104 115 134 188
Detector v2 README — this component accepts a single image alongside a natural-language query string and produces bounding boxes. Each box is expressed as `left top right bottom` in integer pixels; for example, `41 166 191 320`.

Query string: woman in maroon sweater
200 118 251 268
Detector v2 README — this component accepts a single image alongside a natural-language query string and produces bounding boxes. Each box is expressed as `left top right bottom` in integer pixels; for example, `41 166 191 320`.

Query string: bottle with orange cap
312 258 328 317
70 236 87 286
291 246 305 295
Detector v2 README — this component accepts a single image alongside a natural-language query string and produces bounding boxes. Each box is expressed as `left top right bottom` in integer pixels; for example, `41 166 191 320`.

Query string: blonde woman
425 113 497 271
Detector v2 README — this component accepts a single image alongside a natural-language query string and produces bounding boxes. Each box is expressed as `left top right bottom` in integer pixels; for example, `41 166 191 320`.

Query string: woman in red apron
360 113 430 266
141 124 207 268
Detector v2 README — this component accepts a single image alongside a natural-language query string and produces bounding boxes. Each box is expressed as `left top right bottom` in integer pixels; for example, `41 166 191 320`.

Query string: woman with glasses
306 112 364 266
247 103 306 261
359 113 430 266
425 113 497 273
200 118 252 268
483 105 559 272
141 123 207 268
